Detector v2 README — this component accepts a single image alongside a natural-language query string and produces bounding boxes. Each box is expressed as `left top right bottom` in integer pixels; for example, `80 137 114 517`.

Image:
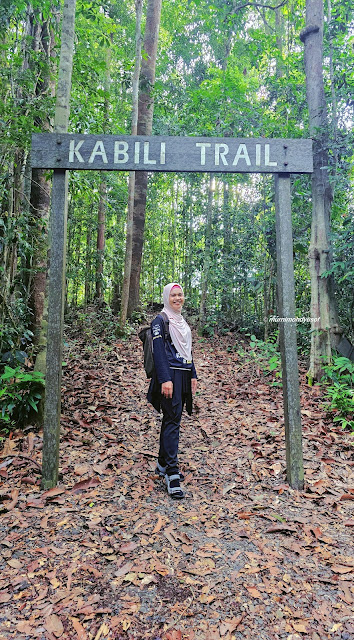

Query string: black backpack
138 312 170 378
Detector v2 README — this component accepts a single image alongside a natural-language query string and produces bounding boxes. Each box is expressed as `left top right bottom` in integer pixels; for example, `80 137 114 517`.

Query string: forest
1 0 354 402
0 0 354 638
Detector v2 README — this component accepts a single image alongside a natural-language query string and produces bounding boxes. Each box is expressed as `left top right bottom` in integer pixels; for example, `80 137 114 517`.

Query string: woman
147 283 197 499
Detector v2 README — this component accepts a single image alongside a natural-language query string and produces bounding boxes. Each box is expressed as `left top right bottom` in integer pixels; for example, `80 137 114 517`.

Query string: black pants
152 369 192 476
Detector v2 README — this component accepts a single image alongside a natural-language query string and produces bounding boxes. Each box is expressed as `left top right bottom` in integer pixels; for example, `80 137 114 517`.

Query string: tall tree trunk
300 0 342 383
127 0 162 317
120 0 143 327
29 12 56 344
85 223 92 307
34 0 76 377
198 175 215 334
95 44 111 303
95 178 107 302
221 179 232 319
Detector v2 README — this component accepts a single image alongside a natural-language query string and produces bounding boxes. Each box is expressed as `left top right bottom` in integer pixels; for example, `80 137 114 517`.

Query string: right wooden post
274 174 304 490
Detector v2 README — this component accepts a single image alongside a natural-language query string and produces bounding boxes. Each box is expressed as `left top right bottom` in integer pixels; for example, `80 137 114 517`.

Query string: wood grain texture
31 134 313 173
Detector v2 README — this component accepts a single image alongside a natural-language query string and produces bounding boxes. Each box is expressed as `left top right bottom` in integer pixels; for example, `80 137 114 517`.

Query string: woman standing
147 283 197 499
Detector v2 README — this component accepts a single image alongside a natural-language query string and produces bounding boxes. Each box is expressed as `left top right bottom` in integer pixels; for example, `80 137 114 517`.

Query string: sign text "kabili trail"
31 134 313 174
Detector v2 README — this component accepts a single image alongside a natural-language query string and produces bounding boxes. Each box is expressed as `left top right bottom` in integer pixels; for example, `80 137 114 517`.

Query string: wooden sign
31 134 313 173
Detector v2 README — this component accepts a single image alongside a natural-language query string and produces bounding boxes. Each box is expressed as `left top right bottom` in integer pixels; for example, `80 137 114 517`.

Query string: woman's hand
161 381 173 398
191 378 198 394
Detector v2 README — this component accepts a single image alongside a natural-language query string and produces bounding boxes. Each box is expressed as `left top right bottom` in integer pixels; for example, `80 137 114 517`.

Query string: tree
127 0 162 317
300 0 342 382
28 7 57 344
120 0 143 327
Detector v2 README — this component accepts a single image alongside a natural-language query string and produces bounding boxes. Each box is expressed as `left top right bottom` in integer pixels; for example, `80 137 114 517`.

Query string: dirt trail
0 324 353 640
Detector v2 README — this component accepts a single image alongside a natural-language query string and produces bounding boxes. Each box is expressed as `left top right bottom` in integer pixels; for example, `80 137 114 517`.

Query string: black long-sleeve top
151 315 197 384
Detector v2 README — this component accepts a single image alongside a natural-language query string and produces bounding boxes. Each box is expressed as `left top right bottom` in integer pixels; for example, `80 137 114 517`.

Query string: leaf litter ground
0 317 353 640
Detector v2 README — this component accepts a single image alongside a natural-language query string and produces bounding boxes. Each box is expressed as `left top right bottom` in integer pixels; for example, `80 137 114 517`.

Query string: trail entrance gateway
31 133 313 491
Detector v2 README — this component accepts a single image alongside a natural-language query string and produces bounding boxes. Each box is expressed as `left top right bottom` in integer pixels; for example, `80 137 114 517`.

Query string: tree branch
232 0 287 12
299 25 320 43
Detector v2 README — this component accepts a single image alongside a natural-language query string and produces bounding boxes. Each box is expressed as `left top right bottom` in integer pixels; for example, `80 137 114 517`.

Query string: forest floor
0 311 353 640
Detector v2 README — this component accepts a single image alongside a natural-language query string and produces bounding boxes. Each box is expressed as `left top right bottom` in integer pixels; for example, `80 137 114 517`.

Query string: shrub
322 356 354 431
0 366 45 432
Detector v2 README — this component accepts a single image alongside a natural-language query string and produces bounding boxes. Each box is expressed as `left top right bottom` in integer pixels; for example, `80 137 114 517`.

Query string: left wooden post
41 168 68 489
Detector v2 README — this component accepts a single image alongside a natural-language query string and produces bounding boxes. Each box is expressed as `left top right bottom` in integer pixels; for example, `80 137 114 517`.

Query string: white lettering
88 140 108 164
143 141 156 165
69 140 84 162
134 141 140 163
255 144 261 166
196 142 211 165
264 144 277 166
114 141 129 164
160 142 166 165
215 143 229 166
232 144 251 166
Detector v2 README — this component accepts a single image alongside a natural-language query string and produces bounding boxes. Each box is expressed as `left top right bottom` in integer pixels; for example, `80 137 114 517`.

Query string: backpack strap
158 312 171 342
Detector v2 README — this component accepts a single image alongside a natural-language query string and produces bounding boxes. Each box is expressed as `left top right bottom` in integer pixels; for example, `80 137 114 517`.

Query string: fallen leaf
152 513 164 533
70 617 88 640
222 482 236 495
220 616 244 635
331 565 353 574
42 487 66 500
94 622 110 639
72 477 100 492
45 614 64 637
265 524 296 534
114 562 134 577
293 622 308 633
200 593 215 604
0 592 12 603
245 585 262 598
7 558 22 569
119 542 138 553
1 438 16 457
16 621 33 634
165 630 182 640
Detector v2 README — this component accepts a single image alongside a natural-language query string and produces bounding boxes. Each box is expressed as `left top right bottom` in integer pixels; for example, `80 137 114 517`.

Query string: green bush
322 356 354 431
250 335 282 387
0 366 45 431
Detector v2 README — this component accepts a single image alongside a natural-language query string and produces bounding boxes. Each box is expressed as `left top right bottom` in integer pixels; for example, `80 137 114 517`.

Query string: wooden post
274 174 304 490
41 169 68 489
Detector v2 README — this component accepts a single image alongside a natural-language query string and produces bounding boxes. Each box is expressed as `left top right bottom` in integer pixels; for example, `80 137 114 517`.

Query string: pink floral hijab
162 283 192 362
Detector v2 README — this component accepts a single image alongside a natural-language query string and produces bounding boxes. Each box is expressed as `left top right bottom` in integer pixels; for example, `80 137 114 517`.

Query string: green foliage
248 334 282 385
322 356 354 431
1 0 354 360
0 366 45 431
73 305 123 344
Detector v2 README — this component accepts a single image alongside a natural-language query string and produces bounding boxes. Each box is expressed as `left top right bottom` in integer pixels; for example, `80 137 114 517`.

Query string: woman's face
169 286 184 311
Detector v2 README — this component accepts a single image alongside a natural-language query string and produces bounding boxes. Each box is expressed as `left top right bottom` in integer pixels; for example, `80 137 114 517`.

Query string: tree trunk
95 178 106 302
120 0 143 327
221 179 232 319
29 12 56 344
85 223 92 307
300 0 342 382
34 0 76 376
95 44 111 303
198 175 215 334
127 0 162 317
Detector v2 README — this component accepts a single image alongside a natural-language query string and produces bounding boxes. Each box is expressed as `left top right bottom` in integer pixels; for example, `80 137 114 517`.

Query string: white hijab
162 283 192 362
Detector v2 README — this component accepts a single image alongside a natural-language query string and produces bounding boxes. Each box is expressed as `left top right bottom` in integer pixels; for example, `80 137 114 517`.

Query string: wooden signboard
31 134 313 174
